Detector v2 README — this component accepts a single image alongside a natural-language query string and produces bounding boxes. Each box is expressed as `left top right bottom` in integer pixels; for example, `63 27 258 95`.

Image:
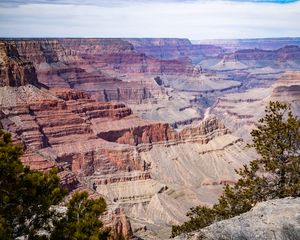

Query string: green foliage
171 101 300 237
0 130 66 239
51 191 110 240
0 130 111 239
250 101 300 197
171 206 216 237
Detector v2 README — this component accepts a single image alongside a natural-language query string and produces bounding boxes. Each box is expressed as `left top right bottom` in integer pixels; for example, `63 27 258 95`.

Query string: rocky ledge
174 197 300 240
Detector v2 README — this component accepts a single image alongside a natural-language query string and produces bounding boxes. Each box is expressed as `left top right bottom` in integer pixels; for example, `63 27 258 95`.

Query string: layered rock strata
125 38 223 63
1 39 240 104
0 38 270 239
0 81 256 238
209 45 300 71
212 71 300 140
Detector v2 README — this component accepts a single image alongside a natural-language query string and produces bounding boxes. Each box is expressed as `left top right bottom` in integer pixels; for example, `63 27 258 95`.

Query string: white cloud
0 0 299 39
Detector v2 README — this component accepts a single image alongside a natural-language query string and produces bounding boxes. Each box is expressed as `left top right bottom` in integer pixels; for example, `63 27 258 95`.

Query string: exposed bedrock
0 41 38 87
174 197 300 240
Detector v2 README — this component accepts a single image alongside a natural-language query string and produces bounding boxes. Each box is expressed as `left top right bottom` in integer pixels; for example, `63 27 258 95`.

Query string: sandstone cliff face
125 38 223 63
174 197 300 240
0 41 38 87
59 38 197 77
10 39 70 64
210 45 300 71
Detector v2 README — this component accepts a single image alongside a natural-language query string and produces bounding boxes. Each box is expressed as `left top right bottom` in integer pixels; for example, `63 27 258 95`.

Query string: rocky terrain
173 197 300 240
1 37 300 239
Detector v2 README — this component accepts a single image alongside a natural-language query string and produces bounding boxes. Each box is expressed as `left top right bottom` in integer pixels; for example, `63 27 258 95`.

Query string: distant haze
0 0 299 39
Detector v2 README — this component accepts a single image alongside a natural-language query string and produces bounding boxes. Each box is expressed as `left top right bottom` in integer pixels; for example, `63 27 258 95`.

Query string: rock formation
0 41 38 87
173 197 300 240
195 37 300 51
0 77 255 238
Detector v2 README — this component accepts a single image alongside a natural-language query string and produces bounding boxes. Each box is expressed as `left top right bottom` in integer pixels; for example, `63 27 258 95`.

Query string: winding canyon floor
1 38 300 239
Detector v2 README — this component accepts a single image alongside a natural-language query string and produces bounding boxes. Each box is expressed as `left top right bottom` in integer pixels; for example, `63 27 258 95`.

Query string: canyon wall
212 71 300 140
1 39 241 106
125 38 223 63
0 42 38 86
207 45 300 71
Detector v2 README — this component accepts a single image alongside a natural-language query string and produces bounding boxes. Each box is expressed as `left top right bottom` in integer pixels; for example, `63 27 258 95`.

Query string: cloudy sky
0 0 299 39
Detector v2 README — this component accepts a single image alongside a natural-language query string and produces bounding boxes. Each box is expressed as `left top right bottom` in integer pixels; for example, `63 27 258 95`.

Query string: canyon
1 37 300 239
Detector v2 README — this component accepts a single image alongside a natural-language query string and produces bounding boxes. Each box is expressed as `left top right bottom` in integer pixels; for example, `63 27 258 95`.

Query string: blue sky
0 0 299 39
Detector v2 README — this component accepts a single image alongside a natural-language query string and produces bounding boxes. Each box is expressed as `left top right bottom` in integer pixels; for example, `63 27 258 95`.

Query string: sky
0 0 299 39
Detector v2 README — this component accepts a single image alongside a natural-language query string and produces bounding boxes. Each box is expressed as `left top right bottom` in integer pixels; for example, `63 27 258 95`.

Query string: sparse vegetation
0 130 110 239
171 101 300 237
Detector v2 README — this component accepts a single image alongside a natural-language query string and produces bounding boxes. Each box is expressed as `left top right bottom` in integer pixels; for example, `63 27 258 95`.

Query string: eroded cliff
0 41 38 87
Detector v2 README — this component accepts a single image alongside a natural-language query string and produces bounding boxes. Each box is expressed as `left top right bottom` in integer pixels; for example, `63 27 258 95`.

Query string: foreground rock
174 197 300 240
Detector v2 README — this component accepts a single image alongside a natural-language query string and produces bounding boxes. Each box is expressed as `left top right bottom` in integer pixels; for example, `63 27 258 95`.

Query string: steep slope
92 117 256 239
